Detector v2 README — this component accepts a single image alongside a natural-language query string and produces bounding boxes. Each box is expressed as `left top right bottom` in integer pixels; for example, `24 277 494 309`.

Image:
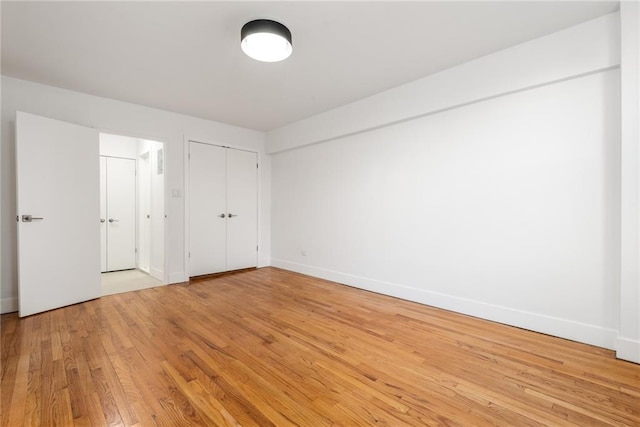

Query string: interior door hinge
256 245 259 251
256 163 259 169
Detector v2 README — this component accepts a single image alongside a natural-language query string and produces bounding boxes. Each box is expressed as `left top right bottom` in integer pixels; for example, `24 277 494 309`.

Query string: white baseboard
616 337 640 363
271 259 618 350
168 271 187 284
1 297 18 314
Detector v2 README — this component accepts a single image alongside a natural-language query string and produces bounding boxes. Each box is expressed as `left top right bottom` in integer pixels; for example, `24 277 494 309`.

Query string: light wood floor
2 267 639 426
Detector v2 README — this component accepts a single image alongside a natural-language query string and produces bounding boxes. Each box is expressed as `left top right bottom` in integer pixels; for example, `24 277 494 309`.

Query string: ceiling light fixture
241 19 292 63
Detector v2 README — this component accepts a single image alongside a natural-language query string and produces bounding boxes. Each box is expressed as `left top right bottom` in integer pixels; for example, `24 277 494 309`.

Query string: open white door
16 112 101 317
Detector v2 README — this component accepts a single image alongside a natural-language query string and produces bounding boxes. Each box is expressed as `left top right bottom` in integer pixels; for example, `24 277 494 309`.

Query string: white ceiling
1 1 618 131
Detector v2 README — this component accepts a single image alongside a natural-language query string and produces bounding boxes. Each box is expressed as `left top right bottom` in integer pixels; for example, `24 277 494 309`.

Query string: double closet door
189 142 258 276
100 156 136 272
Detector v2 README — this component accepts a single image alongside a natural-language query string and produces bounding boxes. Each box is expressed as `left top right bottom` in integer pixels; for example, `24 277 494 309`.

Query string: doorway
99 133 166 295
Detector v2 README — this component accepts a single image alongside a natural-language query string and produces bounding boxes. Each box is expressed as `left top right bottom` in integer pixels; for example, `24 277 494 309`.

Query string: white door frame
138 150 151 274
99 130 168 285
184 136 260 279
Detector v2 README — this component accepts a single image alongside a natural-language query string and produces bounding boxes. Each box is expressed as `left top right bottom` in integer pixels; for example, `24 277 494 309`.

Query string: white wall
269 13 624 353
1 77 269 313
619 1 640 363
99 133 138 159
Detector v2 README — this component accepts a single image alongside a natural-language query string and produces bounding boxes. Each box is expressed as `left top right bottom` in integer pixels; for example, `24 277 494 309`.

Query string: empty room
1 1 639 425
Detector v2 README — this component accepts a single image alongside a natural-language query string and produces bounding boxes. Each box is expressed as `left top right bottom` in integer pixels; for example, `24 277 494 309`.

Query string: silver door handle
100 218 106 223
228 213 237 218
22 215 44 222
108 218 119 223
218 213 226 218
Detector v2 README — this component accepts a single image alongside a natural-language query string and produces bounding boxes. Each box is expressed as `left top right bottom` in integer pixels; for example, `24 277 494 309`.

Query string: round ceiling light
241 19 292 63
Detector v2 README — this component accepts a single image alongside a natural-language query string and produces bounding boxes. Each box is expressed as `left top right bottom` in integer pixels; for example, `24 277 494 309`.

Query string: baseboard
271 259 618 350
1 297 18 314
616 337 640 363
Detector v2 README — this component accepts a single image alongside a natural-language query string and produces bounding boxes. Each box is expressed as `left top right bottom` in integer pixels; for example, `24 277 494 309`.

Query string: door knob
218 213 226 218
22 215 44 222
100 218 106 223
108 218 119 223
228 213 237 218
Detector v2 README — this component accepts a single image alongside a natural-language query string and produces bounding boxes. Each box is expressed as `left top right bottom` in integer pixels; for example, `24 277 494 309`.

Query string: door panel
105 157 136 271
226 149 258 270
189 142 227 275
16 111 101 317
100 157 107 272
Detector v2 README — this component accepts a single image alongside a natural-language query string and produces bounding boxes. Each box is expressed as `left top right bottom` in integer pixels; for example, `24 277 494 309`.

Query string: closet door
226 149 258 271
100 157 108 272
105 157 137 271
189 142 227 275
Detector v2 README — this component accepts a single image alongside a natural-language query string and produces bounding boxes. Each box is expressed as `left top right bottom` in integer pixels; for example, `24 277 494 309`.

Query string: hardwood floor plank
118 346 169 423
86 392 109 427
161 360 233 426
66 361 89 421
24 364 42 426
89 367 124 426
2 267 640 426
108 348 159 425
52 387 74 426
5 319 33 427
185 348 280 427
